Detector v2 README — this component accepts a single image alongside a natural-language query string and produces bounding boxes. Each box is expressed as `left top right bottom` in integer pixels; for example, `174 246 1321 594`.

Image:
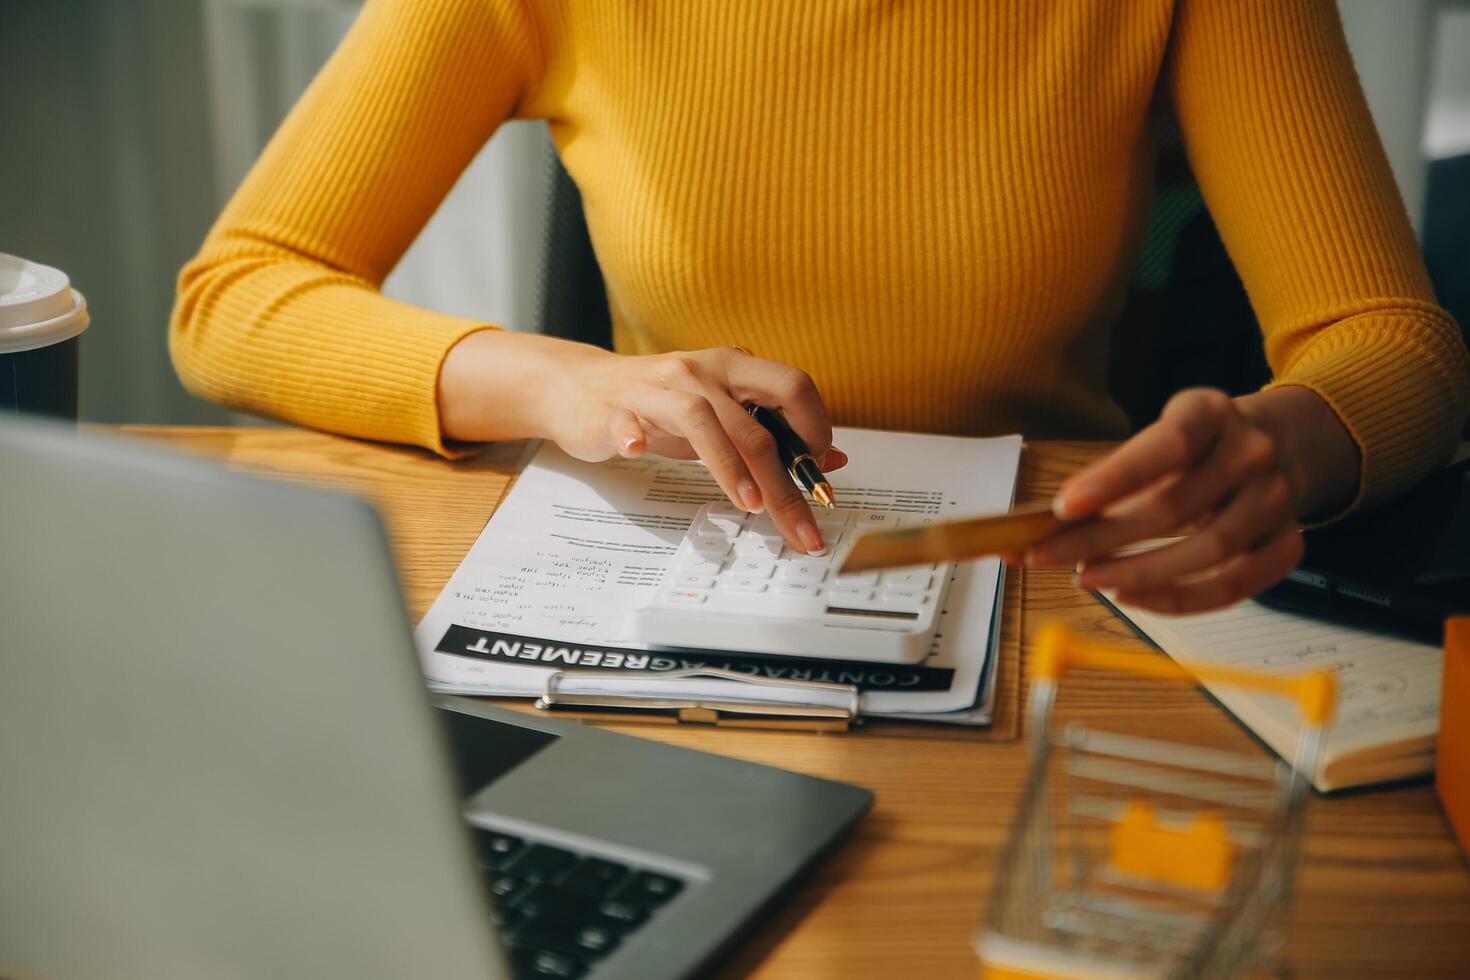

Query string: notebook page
1112 600 1441 780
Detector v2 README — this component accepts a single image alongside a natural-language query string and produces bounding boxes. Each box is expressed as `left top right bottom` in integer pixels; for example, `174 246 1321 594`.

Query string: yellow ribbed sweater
172 0 1469 509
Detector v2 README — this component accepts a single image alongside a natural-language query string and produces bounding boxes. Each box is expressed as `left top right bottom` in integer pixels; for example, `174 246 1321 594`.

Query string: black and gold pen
745 404 836 509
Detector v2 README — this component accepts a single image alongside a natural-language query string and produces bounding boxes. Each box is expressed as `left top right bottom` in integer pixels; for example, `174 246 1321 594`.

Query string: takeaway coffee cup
0 253 90 421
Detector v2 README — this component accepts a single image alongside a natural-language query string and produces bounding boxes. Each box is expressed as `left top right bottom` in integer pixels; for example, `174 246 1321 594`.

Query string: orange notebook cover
1438 618 1470 856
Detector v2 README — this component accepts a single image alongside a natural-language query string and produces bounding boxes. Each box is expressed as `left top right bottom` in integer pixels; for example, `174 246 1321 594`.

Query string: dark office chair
532 119 1271 429
1109 115 1270 429
533 161 614 349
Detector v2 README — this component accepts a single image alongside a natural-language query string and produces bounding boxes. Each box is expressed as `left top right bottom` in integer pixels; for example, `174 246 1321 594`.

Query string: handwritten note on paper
1115 599 1442 776
413 427 1023 717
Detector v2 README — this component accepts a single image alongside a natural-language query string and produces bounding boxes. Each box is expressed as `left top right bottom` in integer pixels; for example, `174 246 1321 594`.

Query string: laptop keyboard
473 828 687 979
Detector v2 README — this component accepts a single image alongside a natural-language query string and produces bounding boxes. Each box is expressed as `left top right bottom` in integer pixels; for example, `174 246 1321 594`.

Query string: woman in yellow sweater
171 0 1469 614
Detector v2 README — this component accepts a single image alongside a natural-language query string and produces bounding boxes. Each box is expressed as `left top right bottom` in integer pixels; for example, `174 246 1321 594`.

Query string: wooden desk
117 426 1470 979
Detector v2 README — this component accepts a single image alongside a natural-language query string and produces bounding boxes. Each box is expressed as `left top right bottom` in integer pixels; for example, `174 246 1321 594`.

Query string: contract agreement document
414 427 1023 722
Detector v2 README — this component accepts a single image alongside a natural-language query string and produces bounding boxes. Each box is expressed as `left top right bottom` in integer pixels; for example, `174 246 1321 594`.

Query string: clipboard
418 429 1029 733
529 565 1025 739
535 667 860 732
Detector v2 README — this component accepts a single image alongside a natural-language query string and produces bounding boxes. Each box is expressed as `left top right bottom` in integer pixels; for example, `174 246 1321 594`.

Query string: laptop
1258 456 1470 642
0 419 872 980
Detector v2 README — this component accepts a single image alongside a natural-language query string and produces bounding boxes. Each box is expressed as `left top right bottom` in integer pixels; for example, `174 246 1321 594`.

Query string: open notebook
1103 598 1442 793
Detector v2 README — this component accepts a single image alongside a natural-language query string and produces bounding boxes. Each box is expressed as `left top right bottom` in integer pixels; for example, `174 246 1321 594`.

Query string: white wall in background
1337 0 1437 231
202 0 553 335
381 123 554 331
1425 9 1470 160
2 0 232 425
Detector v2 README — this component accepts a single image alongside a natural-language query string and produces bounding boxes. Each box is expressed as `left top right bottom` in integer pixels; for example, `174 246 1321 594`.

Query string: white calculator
628 501 953 664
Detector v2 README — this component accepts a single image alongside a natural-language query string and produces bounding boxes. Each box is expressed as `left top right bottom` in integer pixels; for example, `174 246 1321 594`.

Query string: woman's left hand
1022 387 1308 614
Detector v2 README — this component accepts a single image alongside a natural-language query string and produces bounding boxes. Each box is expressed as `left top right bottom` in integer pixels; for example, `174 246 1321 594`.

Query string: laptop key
516 883 600 920
488 873 535 907
619 871 685 907
561 857 632 897
507 843 581 883
571 924 619 958
511 946 587 979
473 829 526 870
491 904 530 931
513 919 622 962
595 897 650 930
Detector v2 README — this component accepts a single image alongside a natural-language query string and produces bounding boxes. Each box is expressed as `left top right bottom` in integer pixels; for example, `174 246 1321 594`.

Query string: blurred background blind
2 0 1468 426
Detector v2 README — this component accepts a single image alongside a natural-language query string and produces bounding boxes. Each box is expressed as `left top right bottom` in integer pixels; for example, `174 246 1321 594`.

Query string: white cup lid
0 253 90 354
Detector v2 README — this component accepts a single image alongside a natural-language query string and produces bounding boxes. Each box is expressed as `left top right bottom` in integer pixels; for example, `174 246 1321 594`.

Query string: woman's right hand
439 331 846 555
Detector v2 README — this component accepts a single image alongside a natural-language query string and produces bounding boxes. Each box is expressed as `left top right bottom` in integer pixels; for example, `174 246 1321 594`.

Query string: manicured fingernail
1052 494 1070 519
797 520 825 556
738 479 764 513
1071 561 1086 589
620 434 644 456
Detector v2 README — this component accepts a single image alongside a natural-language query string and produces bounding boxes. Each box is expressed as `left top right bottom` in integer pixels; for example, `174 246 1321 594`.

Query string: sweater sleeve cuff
1265 313 1470 518
415 322 498 458
171 264 500 459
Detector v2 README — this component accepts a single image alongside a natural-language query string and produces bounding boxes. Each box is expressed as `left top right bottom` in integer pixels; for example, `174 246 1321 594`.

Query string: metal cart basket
977 623 1336 980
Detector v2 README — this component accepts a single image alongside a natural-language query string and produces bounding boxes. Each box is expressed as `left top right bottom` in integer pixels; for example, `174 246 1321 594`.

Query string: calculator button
690 537 733 558
662 589 707 605
813 528 843 549
670 573 715 590
705 500 745 520
814 514 847 534
774 581 822 597
834 570 878 587
675 550 722 571
735 535 784 557
724 576 768 593
748 514 780 537
851 511 899 530
696 516 742 538
876 589 925 612
780 559 828 582
729 558 775 578
829 585 871 603
881 569 932 589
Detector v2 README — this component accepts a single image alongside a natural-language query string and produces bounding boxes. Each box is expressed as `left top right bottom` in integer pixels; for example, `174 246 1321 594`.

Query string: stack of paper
414 427 1023 725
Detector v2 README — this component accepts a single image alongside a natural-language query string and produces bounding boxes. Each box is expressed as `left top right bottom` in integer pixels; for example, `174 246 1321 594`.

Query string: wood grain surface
114 426 1470 979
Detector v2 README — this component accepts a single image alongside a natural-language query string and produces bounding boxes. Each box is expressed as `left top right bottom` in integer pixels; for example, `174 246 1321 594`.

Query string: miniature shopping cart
976 623 1337 980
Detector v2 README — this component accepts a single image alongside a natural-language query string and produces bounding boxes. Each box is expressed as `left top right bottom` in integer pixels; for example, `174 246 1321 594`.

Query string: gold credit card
838 502 1064 573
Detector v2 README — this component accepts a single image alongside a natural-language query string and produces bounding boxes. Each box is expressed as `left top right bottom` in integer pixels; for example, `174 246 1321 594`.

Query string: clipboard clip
534 667 861 732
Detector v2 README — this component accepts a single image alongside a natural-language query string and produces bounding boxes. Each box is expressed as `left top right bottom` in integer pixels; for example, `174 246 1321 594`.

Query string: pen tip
812 483 835 509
